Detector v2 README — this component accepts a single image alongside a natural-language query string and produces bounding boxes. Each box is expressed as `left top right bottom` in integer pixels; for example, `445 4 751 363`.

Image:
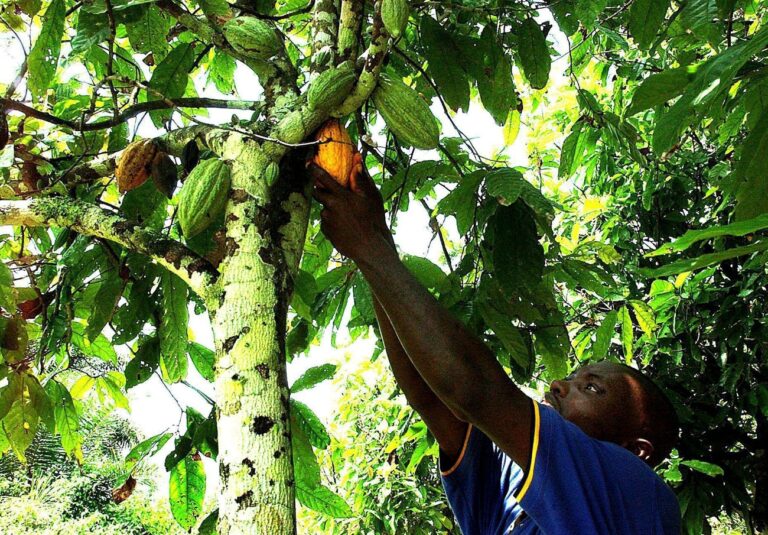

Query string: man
311 163 681 534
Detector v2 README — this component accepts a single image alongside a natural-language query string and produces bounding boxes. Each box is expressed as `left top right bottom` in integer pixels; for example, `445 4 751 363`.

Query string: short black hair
619 365 679 466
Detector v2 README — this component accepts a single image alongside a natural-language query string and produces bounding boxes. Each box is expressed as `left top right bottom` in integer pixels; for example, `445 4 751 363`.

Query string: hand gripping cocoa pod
177 158 231 238
381 0 410 39
116 139 159 193
311 120 359 188
150 152 178 198
307 64 357 111
223 16 283 60
372 73 440 150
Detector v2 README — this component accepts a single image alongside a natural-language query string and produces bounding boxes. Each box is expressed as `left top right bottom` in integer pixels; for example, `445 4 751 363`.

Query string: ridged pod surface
307 65 357 111
116 139 159 193
381 0 410 39
311 120 359 187
372 73 440 149
223 17 282 59
177 159 231 238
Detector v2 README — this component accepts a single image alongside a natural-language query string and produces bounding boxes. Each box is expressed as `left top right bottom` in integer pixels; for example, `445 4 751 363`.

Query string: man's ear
628 438 654 463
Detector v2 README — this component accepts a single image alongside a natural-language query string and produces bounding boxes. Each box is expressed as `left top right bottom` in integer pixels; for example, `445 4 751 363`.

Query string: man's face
542 361 646 446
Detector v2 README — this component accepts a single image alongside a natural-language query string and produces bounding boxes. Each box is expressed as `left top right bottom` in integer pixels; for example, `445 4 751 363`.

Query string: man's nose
550 379 569 397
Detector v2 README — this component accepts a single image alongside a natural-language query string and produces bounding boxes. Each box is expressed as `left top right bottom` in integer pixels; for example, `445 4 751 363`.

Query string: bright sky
0 10 569 506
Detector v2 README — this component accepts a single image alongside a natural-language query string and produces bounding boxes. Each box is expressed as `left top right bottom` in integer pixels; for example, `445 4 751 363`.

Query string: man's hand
310 161 393 260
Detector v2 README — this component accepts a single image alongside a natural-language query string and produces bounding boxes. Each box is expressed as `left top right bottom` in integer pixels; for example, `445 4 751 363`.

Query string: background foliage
0 0 767 533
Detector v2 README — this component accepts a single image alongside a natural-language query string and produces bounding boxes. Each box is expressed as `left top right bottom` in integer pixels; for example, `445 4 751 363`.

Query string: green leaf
291 364 337 393
198 0 229 17
0 373 22 421
292 414 321 486
558 121 593 179
648 213 768 257
592 310 618 360
207 51 236 94
492 201 545 294
503 109 521 146
125 5 171 58
534 326 569 380
652 27 768 154
734 112 768 220
477 27 516 125
169 455 206 530
290 399 330 450
478 301 532 369
436 171 484 235
2 399 39 462
125 337 161 389
121 179 168 229
627 67 694 116
619 306 633 362
681 459 724 477
629 300 657 337
197 509 218 535
0 262 16 312
188 342 215 382
45 380 83 462
485 168 525 206
86 275 125 342
27 0 66 99
641 240 768 278
420 16 469 113
71 323 118 363
148 43 198 126
296 481 353 518
127 431 173 468
402 255 448 292
159 271 189 383
518 18 551 90
627 0 671 49
71 9 109 55
98 372 130 410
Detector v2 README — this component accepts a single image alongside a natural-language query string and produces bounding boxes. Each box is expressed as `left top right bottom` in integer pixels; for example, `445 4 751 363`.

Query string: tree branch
310 0 339 74
337 0 364 65
0 197 217 298
1 97 262 132
334 2 389 117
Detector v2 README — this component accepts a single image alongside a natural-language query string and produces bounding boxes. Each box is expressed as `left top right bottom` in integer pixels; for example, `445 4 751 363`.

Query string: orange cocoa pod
116 139 159 193
311 120 358 188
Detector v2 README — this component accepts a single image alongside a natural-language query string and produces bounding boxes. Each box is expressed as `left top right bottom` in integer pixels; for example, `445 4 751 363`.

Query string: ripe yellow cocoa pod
311 120 358 187
116 139 159 193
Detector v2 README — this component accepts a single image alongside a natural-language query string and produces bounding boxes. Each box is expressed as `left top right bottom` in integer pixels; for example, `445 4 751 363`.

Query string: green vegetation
0 0 766 533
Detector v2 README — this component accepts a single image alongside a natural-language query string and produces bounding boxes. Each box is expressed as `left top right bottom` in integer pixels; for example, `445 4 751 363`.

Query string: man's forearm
356 234 528 424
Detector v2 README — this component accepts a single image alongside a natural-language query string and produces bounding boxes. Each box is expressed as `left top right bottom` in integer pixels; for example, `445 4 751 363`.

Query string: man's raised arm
311 165 534 469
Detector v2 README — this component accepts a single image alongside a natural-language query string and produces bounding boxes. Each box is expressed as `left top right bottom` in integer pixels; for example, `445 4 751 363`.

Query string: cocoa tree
1 0 767 534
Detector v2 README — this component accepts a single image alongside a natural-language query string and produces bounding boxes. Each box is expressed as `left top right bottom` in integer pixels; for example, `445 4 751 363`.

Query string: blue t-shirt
440 401 680 534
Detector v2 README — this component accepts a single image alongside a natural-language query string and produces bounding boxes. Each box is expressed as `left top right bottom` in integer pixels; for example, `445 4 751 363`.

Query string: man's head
543 361 678 466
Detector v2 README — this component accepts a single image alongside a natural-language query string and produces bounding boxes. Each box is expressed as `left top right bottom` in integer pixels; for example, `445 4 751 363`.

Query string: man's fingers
349 156 380 198
309 163 345 194
312 185 335 206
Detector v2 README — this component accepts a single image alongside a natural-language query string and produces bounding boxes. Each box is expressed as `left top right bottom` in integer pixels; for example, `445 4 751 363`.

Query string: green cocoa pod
307 64 357 111
223 16 282 59
177 159 231 238
372 73 440 150
381 0 409 39
264 162 280 187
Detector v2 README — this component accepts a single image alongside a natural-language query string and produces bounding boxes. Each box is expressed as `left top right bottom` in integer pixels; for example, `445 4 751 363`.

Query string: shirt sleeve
440 422 527 534
518 403 681 535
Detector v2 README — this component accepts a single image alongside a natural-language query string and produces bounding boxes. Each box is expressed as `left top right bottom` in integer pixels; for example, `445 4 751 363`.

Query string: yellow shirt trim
514 400 541 503
440 423 473 477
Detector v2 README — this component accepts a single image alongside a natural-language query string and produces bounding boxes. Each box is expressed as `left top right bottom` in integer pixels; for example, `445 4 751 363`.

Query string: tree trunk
211 135 312 534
